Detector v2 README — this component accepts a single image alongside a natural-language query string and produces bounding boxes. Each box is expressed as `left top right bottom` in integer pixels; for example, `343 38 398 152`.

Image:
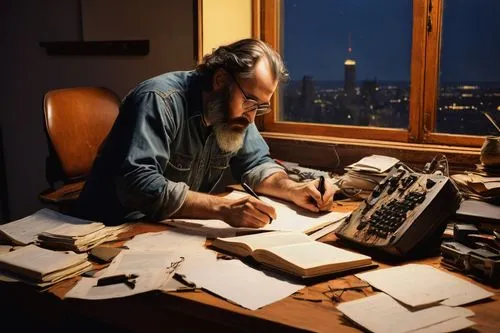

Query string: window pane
279 0 413 129
436 0 500 136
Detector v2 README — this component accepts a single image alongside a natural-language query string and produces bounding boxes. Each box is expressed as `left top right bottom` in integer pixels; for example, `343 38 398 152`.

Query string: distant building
344 59 356 96
299 75 315 116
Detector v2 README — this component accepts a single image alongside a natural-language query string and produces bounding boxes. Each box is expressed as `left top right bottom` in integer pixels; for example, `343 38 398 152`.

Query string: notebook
211 231 372 278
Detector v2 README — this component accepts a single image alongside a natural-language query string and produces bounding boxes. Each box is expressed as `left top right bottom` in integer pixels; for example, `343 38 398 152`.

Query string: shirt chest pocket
206 153 232 191
165 152 194 183
210 154 232 171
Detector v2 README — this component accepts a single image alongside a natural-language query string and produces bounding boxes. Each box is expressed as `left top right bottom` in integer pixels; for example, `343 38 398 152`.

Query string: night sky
283 0 500 83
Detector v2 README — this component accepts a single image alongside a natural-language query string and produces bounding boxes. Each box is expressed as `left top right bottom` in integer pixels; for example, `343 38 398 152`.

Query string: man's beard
205 88 249 153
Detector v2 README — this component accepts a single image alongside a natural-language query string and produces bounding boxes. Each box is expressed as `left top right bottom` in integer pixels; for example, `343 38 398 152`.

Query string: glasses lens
242 99 258 111
255 106 272 116
242 99 271 116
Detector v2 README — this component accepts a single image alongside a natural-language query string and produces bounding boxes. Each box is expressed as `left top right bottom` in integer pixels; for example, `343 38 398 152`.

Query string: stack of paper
337 293 476 333
345 155 400 174
336 264 495 332
0 208 128 252
337 155 400 199
0 244 92 287
451 173 500 201
355 264 494 307
37 223 128 252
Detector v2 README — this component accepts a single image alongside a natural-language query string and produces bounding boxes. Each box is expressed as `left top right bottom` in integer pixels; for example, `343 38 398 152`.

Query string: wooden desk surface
1 203 499 333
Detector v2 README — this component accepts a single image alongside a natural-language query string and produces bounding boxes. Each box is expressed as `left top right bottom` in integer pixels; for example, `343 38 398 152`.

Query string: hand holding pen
241 183 275 225
218 182 276 228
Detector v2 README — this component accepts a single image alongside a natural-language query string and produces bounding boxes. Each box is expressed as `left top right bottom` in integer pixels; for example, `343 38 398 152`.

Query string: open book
211 231 372 278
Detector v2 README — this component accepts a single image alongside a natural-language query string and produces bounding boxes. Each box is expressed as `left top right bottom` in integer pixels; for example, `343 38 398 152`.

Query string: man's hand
171 191 276 229
255 172 339 213
220 196 276 228
287 178 337 212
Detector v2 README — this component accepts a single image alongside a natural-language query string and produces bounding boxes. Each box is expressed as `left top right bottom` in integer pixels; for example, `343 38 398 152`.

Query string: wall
0 0 195 219
201 0 253 56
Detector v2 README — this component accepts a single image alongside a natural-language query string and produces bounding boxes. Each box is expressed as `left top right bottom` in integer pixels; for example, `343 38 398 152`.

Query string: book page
259 241 371 271
216 231 312 252
337 293 475 333
356 264 494 307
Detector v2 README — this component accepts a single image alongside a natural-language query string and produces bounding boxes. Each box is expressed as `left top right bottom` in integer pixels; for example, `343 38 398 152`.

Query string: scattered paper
64 271 167 300
307 220 344 240
65 249 180 300
177 254 304 310
337 293 475 333
356 264 493 307
124 230 206 253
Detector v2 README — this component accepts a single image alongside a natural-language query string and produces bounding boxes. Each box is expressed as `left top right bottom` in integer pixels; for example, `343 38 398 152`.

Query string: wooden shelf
39 40 149 56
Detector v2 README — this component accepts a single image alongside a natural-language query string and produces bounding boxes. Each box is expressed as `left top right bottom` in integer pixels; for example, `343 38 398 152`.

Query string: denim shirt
75 71 284 224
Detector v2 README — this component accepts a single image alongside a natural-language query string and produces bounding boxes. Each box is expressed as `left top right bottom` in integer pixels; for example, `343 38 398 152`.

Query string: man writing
75 39 337 227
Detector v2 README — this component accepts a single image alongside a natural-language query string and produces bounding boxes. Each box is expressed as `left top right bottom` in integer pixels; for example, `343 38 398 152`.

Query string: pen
318 175 326 200
96 273 138 289
241 182 273 224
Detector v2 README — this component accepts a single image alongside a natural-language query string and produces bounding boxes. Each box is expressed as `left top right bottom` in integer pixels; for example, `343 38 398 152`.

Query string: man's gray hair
196 38 289 91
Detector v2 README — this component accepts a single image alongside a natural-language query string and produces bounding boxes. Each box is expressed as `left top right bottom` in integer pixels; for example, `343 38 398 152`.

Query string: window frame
258 0 484 148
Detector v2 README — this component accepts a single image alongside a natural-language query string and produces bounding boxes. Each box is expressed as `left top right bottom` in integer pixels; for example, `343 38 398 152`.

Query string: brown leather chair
39 87 120 212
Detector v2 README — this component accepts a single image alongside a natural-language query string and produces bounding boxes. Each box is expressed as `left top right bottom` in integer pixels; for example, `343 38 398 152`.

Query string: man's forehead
243 58 278 101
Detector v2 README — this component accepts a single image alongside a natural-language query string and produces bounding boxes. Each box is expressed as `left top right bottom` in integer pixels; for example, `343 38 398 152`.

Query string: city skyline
283 0 500 83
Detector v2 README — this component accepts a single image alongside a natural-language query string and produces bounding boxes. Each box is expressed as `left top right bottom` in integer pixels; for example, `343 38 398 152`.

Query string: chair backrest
44 87 120 184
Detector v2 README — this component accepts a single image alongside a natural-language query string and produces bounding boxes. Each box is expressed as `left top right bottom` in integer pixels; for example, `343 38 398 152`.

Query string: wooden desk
1 213 499 332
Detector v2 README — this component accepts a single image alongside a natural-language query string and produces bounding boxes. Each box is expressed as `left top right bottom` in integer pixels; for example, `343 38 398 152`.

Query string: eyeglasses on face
228 72 272 116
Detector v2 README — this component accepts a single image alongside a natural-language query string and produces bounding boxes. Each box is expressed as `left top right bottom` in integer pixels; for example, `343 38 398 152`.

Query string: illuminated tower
344 33 356 96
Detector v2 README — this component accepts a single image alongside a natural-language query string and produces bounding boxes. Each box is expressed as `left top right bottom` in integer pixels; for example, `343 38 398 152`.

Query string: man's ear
212 68 228 91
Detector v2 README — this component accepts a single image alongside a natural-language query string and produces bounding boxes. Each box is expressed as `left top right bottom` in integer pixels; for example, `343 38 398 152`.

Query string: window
436 0 500 136
281 1 412 130
260 0 500 147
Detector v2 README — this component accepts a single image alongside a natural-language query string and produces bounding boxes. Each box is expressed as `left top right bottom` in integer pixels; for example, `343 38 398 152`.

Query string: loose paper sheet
337 293 475 333
124 230 206 253
163 191 349 237
356 264 493 307
177 255 304 310
64 249 181 300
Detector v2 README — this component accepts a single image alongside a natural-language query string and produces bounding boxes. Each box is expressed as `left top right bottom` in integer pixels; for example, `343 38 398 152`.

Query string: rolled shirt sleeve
115 91 189 220
230 124 286 189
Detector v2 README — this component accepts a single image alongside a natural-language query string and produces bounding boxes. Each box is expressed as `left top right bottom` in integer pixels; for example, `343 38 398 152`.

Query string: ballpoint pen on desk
241 182 273 224
95 273 138 289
